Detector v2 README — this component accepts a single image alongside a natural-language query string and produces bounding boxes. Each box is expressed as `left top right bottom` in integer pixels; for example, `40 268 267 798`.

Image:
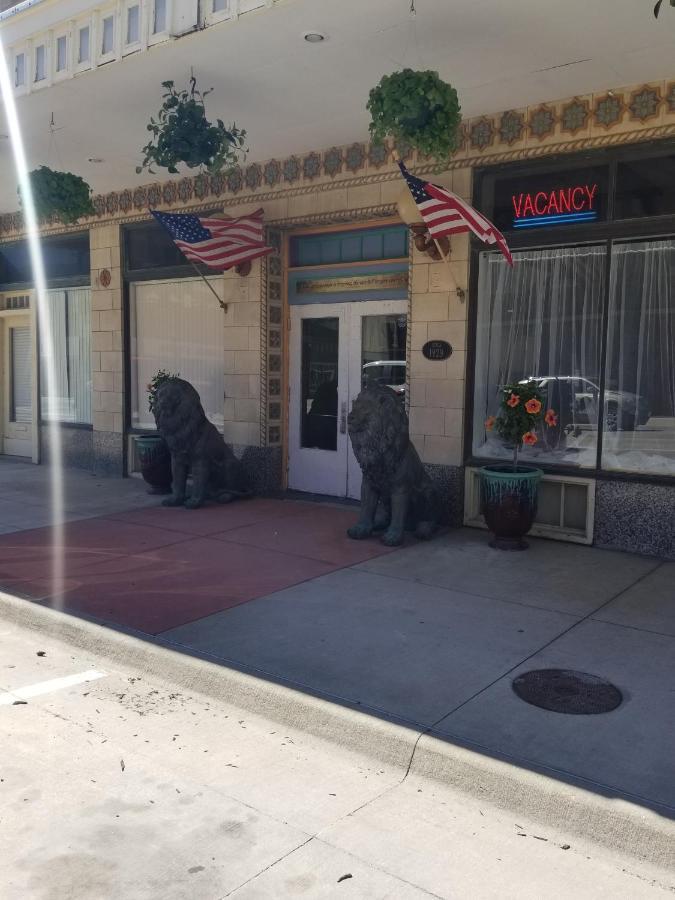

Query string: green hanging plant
367 69 461 162
19 166 94 224
137 78 247 176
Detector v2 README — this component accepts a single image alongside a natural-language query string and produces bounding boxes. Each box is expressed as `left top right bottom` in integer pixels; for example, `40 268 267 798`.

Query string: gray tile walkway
0 458 154 533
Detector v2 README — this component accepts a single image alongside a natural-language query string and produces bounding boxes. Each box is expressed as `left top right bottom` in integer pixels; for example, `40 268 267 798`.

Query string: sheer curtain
131 277 225 430
473 246 605 466
41 288 91 423
603 239 675 474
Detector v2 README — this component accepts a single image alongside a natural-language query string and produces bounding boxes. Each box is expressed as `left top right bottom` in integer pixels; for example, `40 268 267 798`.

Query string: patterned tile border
2 78 675 239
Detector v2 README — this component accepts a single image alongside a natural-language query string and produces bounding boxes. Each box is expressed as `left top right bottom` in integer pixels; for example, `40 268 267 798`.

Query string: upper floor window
213 0 227 10
101 15 115 55
153 0 166 33
34 45 46 82
78 26 90 63
14 52 25 87
126 4 140 44
56 35 67 72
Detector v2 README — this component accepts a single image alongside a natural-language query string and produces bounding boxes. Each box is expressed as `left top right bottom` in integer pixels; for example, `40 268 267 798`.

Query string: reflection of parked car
519 376 651 432
362 360 406 397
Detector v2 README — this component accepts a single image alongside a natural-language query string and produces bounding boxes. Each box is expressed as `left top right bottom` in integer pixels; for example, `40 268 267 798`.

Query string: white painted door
288 301 407 498
2 316 34 457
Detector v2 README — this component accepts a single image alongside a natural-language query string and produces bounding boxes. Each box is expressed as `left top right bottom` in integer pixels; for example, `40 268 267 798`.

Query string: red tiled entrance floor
0 499 395 634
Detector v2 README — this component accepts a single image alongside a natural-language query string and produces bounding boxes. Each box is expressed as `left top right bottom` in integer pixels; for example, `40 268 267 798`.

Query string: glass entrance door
2 317 34 458
288 300 407 498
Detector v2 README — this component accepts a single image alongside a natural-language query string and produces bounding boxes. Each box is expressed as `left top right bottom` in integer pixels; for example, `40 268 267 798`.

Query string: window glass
78 26 90 63
490 166 609 232
213 0 227 11
127 5 140 43
301 318 338 451
153 0 166 32
40 288 92 424
0 234 90 287
473 246 605 468
101 16 115 54
56 35 67 71
602 239 675 475
14 52 25 86
130 278 225 430
34 45 46 81
361 315 407 398
615 156 675 220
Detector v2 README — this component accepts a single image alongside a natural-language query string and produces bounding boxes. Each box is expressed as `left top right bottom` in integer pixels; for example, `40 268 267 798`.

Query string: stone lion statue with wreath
347 384 440 546
153 377 251 509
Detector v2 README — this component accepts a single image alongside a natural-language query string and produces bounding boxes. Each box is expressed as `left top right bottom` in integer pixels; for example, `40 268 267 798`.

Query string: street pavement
1 617 673 900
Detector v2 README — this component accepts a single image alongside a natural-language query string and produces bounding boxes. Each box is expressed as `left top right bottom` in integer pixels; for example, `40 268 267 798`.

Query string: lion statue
153 378 251 509
347 385 440 546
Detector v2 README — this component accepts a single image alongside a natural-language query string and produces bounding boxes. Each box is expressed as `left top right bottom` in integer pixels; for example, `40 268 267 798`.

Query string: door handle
339 401 347 434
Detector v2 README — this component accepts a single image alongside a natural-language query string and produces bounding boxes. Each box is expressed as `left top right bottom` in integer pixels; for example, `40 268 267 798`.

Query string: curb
2 590 674 872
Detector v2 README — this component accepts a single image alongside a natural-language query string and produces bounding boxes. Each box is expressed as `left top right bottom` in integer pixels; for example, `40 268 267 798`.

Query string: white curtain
41 288 91 423
603 240 675 474
131 277 225 430
473 246 605 466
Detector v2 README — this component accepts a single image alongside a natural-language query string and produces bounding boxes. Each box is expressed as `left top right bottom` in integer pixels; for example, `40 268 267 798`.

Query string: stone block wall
89 223 124 475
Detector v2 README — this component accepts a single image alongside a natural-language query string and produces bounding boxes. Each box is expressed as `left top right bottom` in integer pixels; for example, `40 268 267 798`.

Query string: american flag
398 161 513 265
151 208 274 270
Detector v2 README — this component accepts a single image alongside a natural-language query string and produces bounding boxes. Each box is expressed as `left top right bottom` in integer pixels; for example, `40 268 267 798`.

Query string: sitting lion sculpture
153 377 251 509
347 385 440 546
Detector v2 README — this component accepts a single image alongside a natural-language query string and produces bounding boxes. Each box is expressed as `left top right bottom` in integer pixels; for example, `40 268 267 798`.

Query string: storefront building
1 78 673 559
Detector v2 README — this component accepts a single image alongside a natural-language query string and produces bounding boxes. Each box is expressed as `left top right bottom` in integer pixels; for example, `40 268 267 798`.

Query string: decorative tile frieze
264 159 281 187
629 85 661 122
93 195 106 217
529 105 557 140
594 92 624 129
162 182 176 205
194 173 210 199
498 110 525 145
667 82 675 113
227 167 243 194
147 184 161 207
177 178 193 203
368 141 389 168
119 189 132 213
133 186 147 210
303 152 322 180
324 146 344 177
561 97 590 135
283 156 301 183
469 117 495 151
245 163 262 191
345 142 366 173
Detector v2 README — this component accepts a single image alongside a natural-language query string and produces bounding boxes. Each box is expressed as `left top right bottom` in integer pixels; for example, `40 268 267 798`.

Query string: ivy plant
20 166 94 225
137 78 247 176
367 69 461 162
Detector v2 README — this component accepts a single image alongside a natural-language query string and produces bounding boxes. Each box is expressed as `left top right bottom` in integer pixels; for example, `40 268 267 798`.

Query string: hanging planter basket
20 166 94 225
367 69 461 163
137 78 247 176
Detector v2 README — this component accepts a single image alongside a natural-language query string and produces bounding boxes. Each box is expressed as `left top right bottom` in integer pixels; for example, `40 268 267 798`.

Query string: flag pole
392 150 465 302
187 260 228 312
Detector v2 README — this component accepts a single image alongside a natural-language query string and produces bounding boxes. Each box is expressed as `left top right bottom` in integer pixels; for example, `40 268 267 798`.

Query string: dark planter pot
135 435 172 495
480 465 542 551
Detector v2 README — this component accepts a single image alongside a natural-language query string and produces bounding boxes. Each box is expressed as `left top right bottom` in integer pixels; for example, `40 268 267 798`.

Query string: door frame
0 299 39 463
287 299 408 499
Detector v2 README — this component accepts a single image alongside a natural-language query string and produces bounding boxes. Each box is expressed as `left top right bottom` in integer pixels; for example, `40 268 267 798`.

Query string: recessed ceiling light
87 157 104 163
303 31 325 43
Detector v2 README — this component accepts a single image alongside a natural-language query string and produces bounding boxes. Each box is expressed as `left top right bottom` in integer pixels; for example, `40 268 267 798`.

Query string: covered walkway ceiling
1 0 674 209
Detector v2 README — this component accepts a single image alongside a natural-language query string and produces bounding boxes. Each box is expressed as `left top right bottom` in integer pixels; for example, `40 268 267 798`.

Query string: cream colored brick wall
90 224 123 434
221 262 263 448
408 168 471 468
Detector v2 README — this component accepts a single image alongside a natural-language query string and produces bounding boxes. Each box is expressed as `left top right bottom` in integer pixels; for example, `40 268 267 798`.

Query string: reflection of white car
362 360 406 396
519 376 651 432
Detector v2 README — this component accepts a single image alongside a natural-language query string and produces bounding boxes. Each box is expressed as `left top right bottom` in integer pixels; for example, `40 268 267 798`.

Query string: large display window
472 144 675 479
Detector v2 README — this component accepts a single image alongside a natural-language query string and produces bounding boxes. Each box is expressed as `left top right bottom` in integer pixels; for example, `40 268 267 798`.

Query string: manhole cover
512 669 623 715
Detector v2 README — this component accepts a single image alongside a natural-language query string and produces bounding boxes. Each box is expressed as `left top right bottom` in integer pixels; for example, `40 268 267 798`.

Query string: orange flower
544 409 558 427
525 398 542 415
522 431 538 446
507 393 520 408
485 416 496 431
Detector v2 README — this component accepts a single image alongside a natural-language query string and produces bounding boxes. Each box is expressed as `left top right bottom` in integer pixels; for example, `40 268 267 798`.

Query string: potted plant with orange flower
480 381 557 550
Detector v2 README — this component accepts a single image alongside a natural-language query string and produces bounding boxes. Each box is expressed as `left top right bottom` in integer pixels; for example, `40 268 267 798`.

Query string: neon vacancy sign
512 184 599 228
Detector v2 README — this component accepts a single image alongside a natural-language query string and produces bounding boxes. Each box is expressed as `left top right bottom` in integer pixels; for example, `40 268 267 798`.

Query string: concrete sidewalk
0 460 673 839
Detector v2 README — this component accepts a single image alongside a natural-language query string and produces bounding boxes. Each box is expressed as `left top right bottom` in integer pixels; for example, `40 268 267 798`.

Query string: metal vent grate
2 294 30 311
